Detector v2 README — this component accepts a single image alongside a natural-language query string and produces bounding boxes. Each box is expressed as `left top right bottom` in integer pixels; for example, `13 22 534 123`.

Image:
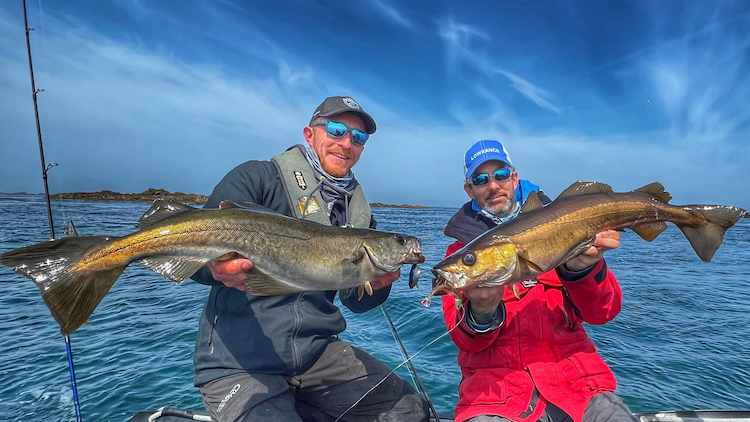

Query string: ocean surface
0 193 749 422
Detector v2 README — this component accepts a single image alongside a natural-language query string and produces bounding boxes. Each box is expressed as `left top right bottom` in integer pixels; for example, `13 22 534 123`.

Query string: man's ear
303 126 314 146
463 183 475 200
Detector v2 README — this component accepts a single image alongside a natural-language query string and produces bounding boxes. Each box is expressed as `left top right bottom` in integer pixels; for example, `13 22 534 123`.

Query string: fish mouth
430 269 467 292
430 258 517 293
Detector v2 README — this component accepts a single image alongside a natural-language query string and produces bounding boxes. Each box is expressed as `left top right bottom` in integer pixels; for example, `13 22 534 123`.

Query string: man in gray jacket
191 96 429 422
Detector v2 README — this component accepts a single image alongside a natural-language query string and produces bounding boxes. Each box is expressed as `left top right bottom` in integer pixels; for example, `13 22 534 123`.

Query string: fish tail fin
677 206 744 263
1 236 125 335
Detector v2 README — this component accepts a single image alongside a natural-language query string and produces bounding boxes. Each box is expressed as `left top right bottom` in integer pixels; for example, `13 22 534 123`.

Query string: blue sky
1 0 748 209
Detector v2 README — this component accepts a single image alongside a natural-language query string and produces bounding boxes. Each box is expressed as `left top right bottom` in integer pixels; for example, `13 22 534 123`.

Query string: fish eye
396 235 406 245
462 251 476 266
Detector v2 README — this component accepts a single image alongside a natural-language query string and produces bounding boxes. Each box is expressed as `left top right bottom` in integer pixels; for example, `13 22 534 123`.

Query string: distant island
369 202 429 209
50 188 209 204
46 189 429 209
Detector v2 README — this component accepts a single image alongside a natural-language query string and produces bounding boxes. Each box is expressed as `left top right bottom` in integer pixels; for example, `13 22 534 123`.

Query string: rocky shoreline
42 189 428 209
50 188 209 204
369 202 429 209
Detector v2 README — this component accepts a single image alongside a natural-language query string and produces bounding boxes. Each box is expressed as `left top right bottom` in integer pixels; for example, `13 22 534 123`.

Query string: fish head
362 233 425 272
430 240 518 296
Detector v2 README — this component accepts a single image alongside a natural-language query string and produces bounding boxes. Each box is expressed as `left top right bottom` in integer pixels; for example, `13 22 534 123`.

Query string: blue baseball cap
463 140 513 178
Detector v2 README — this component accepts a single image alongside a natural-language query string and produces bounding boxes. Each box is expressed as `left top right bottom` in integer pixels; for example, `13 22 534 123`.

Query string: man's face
303 112 365 178
464 160 519 218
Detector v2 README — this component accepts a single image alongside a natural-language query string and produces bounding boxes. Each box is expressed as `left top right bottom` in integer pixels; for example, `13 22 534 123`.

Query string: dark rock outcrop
50 188 209 204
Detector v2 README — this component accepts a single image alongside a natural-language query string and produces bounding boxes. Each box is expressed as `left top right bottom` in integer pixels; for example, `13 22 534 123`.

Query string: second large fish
429 181 747 302
1 200 424 335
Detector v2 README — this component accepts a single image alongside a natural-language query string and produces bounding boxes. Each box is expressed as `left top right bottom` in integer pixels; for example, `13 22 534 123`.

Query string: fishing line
382 306 419 389
334 312 465 422
380 304 441 422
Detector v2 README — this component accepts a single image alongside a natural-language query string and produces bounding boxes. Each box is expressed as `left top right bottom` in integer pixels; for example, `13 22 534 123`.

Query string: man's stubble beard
479 188 516 218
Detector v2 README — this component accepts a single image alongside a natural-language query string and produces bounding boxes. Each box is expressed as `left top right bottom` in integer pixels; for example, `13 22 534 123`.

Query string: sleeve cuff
465 301 506 334
557 260 607 283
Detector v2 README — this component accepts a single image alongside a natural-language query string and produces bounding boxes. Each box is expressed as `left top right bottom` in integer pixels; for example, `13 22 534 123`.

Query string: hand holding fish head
463 284 506 316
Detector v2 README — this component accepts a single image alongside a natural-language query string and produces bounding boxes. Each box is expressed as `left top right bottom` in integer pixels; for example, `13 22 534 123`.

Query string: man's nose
487 177 503 189
337 133 353 148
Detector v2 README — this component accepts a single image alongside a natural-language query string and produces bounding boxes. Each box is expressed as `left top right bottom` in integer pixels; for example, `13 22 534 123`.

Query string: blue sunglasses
470 168 514 186
311 119 369 146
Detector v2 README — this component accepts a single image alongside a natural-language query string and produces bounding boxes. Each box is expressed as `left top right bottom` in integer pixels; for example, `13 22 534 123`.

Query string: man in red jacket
442 140 637 422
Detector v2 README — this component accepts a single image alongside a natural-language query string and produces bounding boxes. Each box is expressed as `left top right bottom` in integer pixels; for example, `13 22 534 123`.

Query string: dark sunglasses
470 168 514 186
311 119 369 146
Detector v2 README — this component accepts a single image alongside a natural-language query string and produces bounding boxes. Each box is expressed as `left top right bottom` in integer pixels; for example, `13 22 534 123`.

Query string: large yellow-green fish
1 200 424 335
428 181 747 303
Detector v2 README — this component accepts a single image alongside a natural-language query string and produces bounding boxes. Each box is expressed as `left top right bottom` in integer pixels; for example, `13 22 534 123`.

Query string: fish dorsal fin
64 219 79 237
633 182 672 203
556 181 613 201
520 191 544 214
631 222 668 242
139 256 211 283
136 200 198 229
219 200 281 215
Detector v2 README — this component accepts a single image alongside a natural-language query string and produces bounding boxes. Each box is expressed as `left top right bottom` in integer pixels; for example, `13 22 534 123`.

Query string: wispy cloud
437 18 491 76
437 17 561 117
641 28 750 143
1 1 748 210
496 70 561 114
365 0 414 30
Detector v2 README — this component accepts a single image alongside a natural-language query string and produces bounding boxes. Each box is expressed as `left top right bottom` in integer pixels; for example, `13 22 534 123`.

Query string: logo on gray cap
342 97 360 110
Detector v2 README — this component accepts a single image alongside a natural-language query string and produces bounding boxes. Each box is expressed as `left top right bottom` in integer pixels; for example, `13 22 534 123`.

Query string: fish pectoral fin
242 268 304 296
347 244 367 262
633 182 672 203
518 250 544 273
139 257 210 283
555 181 614 201
135 200 198 229
520 191 544 214
631 222 668 242
557 241 596 268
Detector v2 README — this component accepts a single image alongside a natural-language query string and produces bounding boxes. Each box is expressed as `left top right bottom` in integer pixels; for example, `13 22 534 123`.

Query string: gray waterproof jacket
191 159 388 386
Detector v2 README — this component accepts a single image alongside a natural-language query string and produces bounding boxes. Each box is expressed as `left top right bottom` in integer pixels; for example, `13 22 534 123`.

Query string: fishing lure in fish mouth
408 263 421 289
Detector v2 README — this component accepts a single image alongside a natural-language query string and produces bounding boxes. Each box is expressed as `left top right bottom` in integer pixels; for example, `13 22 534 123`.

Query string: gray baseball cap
310 96 377 134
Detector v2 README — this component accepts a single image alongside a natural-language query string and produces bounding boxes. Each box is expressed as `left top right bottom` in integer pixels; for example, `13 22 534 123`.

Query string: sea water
1 194 748 421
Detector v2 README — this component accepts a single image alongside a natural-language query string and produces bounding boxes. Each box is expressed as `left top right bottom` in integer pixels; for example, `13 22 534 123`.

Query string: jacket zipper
291 293 303 372
208 288 222 354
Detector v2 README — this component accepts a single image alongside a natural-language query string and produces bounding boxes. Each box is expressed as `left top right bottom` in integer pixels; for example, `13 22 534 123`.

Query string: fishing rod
22 1 83 421
380 304 441 422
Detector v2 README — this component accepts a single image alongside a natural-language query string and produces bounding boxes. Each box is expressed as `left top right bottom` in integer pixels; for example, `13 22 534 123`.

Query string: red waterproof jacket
443 240 622 422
